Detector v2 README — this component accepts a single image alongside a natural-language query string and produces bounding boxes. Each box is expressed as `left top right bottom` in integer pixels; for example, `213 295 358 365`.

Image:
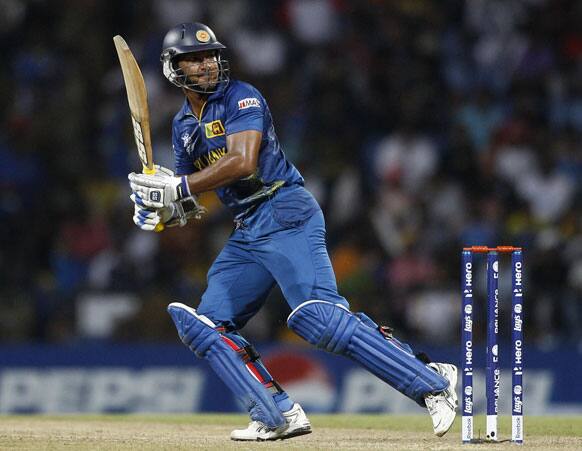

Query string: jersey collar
176 81 228 121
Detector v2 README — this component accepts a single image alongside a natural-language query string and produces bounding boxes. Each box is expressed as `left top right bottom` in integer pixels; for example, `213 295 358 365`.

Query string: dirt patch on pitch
1 419 581 450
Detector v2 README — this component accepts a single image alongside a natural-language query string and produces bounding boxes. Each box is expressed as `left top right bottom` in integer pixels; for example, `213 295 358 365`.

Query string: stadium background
0 0 581 414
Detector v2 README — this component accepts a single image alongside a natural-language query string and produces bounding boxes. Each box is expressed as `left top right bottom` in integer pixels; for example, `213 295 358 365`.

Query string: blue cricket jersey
172 79 304 217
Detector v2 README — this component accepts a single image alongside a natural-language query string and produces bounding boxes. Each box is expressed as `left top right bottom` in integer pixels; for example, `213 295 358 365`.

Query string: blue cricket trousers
197 185 348 329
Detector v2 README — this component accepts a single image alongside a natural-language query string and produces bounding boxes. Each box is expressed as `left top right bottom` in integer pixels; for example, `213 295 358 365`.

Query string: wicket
461 246 524 444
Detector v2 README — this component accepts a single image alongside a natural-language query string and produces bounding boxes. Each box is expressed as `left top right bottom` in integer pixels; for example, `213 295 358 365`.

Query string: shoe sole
280 426 313 440
231 427 312 441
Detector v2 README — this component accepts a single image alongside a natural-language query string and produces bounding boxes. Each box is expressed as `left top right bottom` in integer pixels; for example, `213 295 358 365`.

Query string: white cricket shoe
425 362 458 437
230 421 289 441
231 403 312 441
280 402 312 438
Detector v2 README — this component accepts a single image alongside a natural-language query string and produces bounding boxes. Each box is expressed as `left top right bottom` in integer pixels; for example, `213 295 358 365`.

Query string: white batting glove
133 204 164 231
131 191 174 224
152 164 175 177
128 165 191 209
131 192 206 229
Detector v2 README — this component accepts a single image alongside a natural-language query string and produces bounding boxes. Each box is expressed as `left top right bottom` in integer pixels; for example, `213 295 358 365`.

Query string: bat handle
141 165 164 232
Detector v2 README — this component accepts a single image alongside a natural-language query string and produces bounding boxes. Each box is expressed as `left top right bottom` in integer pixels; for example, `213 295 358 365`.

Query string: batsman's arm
129 131 260 213
184 130 261 193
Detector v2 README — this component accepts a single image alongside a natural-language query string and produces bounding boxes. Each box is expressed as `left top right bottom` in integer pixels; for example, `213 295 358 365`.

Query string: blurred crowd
0 0 580 348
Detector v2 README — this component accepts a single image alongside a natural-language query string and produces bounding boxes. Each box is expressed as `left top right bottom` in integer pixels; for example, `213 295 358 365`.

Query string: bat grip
142 165 156 175
141 165 164 232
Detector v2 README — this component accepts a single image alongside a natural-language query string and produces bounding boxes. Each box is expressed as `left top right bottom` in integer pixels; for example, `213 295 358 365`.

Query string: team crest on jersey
238 97 260 110
196 30 210 43
205 120 225 138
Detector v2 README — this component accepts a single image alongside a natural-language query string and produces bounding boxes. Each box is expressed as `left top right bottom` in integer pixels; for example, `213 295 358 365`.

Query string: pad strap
219 330 283 395
215 326 288 398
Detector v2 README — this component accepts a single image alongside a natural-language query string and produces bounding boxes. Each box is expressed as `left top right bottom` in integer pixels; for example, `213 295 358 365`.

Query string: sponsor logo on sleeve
237 97 261 110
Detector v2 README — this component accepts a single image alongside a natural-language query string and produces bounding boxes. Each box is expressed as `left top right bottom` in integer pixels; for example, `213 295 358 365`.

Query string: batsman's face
177 51 219 90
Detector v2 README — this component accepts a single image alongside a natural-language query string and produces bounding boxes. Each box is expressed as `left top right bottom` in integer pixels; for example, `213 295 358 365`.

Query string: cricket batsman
128 22 458 441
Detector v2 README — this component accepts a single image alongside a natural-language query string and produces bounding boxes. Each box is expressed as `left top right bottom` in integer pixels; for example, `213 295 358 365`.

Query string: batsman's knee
167 302 221 357
287 300 359 353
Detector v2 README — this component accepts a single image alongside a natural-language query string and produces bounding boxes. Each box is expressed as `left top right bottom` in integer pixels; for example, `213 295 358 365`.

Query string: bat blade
114 35 163 231
113 35 155 174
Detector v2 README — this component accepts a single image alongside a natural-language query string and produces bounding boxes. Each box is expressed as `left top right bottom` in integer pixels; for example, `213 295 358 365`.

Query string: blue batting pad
287 300 448 405
221 330 294 412
354 312 414 355
168 302 285 428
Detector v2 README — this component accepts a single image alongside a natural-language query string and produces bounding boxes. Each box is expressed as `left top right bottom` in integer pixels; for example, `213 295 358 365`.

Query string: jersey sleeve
224 82 265 135
172 119 195 176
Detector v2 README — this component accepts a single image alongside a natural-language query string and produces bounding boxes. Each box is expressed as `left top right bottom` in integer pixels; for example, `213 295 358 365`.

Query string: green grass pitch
1 414 581 449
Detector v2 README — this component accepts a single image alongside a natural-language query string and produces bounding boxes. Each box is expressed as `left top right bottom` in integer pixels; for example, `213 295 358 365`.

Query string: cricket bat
114 35 163 231
113 35 156 175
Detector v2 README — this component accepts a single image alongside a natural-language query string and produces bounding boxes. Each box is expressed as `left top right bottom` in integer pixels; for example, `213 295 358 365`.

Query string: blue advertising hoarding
0 343 580 415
